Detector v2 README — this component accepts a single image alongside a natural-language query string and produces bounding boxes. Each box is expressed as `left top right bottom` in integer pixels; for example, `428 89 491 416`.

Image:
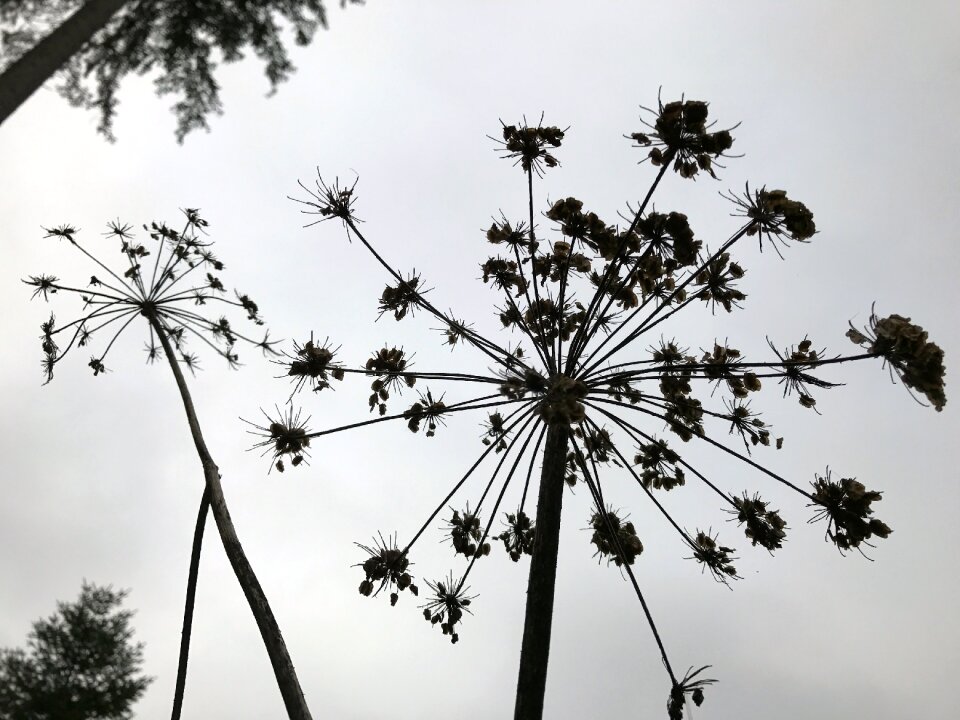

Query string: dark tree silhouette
0 0 361 139
0 583 151 720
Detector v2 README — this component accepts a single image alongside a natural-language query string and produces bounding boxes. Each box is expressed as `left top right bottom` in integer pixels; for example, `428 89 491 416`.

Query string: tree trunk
0 0 128 126
150 316 314 720
514 423 569 720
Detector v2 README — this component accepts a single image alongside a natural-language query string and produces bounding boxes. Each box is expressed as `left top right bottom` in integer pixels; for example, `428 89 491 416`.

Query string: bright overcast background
2 2 959 719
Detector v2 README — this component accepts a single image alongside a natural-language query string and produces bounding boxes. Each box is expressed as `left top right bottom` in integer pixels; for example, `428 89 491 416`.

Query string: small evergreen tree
0 583 151 720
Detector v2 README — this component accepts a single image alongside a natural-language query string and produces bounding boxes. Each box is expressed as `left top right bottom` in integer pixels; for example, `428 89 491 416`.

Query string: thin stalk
403 401 537 551
579 223 753 378
572 446 677 686
526 168 556 376
150 314 313 720
514 422 569 720
341 216 523 372
565 158 673 372
170 487 210 720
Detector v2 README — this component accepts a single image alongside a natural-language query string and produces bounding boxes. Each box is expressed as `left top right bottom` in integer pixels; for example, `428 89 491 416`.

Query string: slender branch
472 414 540 518
525 168 556 376
457 418 542 593
149 218 194 299
403 402 537 552
588 352 877 382
500 285 554 372
30 281 126 303
571 439 677 686
334 366 502 385
343 216 526 373
301 395 522 441
565 158 673 373
170 487 210 720
579 223 753 378
149 314 314 720
579 415 692 544
586 401 736 508
519 423 548 514
589 396 813 499
65 237 142 301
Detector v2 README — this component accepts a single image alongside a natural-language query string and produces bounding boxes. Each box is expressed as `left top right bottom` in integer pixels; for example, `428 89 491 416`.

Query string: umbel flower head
24 210 277 385
847 310 946 412
244 405 313 473
262 95 945 714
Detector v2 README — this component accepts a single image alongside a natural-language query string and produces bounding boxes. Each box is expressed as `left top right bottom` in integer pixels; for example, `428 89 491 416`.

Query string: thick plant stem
170 486 209 720
0 0 128 126
514 423 569 720
150 316 313 720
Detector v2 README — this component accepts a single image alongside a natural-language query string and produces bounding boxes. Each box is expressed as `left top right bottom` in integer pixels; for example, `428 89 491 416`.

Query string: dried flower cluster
847 311 946 412
24 211 316 720
25 211 275 384
809 470 892 553
247 94 945 717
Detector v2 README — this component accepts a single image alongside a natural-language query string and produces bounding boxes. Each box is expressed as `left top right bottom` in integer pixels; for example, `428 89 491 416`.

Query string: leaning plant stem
514 422 569 720
150 315 313 720
171 486 209 720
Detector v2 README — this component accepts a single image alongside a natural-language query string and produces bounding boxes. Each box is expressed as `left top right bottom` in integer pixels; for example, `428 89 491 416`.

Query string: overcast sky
1 2 958 719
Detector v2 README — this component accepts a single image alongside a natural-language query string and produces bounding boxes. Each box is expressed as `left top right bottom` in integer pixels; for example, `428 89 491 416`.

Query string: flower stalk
514 423 569 720
150 314 313 720
25 212 312 718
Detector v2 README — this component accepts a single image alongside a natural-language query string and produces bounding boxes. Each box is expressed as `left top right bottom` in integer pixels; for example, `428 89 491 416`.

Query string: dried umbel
496 117 565 175
263 94 945 717
629 97 736 178
809 470 891 554
446 506 490 559
421 574 476 644
494 510 535 562
24 212 276 385
634 438 686 491
728 493 787 552
24 212 309 720
356 534 418 607
281 334 344 398
667 666 715 720
729 185 817 252
366 346 416 415
589 508 644 567
688 530 739 584
768 337 838 411
847 312 946 412
404 390 448 436
379 273 425 321
245 405 313 473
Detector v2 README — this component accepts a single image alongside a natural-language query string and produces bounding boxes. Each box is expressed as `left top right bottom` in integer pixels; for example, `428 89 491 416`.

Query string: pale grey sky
1 2 959 719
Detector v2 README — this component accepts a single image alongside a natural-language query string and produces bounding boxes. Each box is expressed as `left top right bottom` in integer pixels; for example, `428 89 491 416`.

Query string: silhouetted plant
264 95 945 720
23 211 314 720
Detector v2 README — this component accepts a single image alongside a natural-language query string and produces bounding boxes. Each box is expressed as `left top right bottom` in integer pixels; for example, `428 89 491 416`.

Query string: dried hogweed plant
24 212 315 720
265 96 945 720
